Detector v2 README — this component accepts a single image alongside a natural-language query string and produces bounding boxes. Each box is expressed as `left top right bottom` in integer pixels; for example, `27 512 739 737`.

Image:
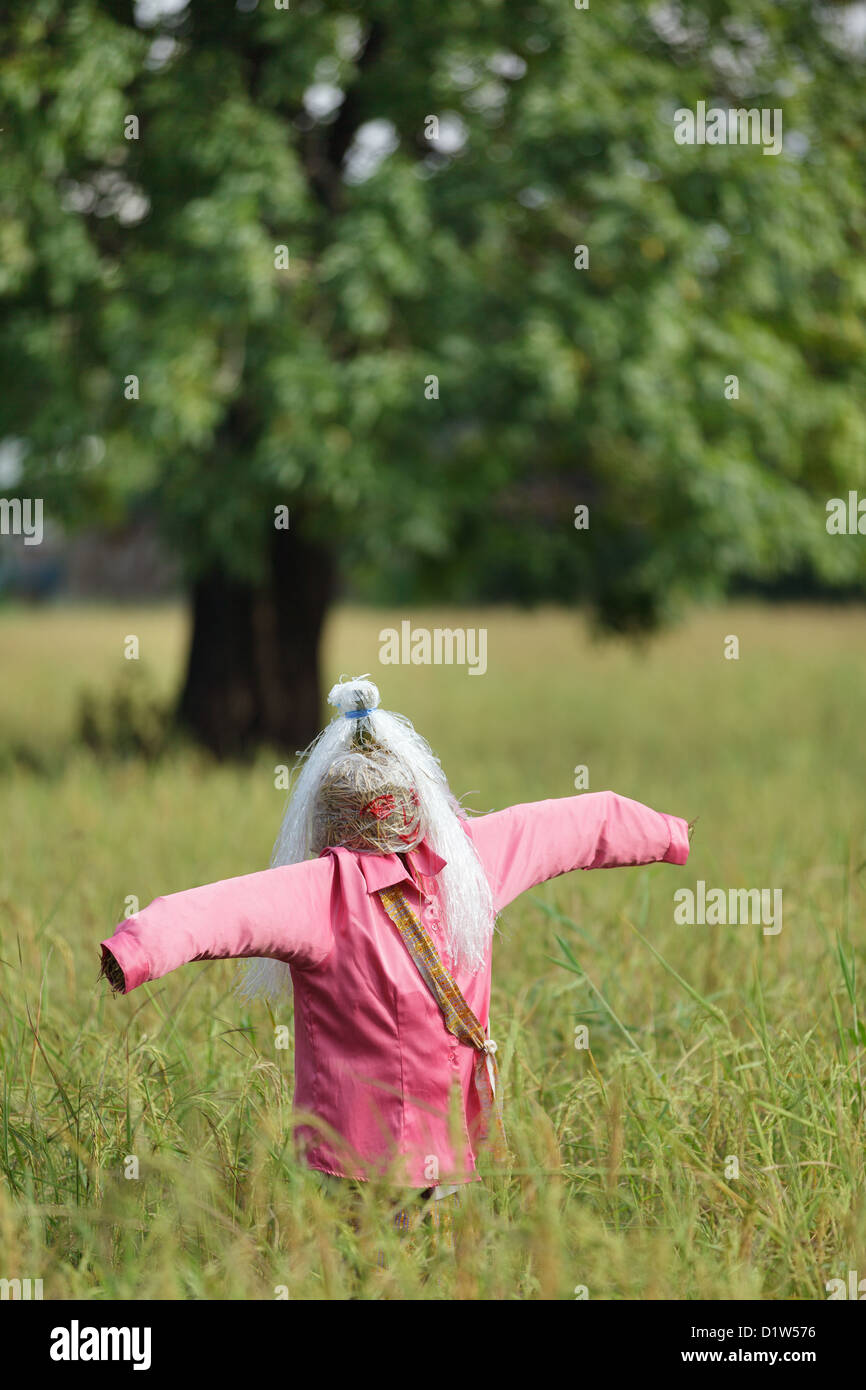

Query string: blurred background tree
1 0 864 753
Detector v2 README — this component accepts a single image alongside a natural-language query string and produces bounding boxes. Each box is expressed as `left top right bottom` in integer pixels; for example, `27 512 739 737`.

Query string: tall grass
0 601 864 1298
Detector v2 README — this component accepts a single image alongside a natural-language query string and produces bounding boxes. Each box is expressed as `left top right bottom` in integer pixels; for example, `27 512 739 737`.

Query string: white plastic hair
236 675 495 1002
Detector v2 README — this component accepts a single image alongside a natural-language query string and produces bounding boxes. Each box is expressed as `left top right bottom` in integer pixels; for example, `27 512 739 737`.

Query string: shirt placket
415 876 460 1074
399 865 478 1176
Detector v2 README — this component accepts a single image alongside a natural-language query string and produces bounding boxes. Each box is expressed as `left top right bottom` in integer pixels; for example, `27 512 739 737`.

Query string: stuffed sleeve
466 791 690 912
100 857 336 994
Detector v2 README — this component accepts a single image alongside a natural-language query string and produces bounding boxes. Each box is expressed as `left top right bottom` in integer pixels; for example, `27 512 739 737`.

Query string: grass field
1 600 865 1300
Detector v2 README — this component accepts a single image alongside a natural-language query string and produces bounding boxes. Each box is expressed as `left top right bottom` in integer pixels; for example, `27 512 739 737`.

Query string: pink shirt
101 791 689 1187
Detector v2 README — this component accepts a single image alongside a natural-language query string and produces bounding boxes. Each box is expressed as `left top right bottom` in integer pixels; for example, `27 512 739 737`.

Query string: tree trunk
177 526 334 758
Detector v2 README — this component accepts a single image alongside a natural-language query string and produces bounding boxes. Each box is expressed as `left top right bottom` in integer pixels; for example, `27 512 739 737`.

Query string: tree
1 0 864 752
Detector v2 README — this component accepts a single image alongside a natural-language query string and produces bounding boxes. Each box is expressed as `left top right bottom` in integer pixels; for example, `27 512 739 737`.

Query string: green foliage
1 1 865 624
78 669 170 759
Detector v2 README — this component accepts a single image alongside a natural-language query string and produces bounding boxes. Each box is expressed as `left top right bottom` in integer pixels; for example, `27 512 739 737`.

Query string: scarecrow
100 676 691 1231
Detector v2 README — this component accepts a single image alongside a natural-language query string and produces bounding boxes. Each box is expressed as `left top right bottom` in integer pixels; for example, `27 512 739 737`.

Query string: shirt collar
335 838 447 894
